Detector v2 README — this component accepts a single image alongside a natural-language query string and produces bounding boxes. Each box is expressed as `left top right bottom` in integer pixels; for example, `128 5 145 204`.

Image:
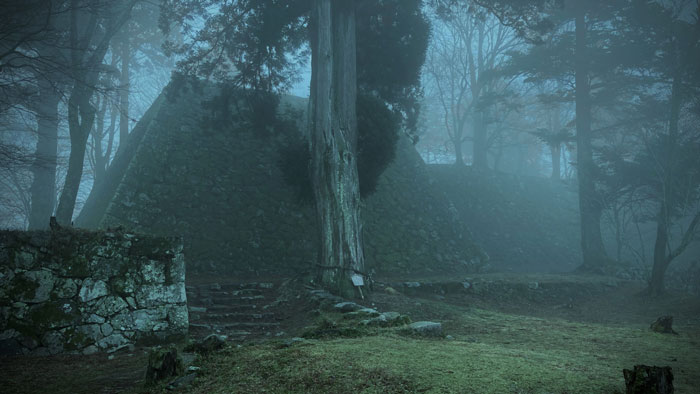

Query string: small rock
189 334 227 353
528 281 539 290
82 345 99 355
384 287 400 295
334 302 362 313
107 343 135 354
167 373 196 391
406 321 443 337
404 282 421 288
280 337 305 348
446 335 455 340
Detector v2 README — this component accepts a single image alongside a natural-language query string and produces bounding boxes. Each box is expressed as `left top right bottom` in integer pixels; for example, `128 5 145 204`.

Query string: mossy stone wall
0 228 187 356
95 84 485 277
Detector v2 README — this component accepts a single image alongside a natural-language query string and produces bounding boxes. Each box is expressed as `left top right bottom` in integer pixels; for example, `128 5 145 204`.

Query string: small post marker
351 274 365 300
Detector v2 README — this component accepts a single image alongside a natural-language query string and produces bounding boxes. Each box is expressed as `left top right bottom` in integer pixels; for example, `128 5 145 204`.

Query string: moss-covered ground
1 275 698 393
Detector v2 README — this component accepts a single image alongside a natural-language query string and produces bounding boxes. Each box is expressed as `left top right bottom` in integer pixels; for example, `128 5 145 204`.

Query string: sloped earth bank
1 274 699 393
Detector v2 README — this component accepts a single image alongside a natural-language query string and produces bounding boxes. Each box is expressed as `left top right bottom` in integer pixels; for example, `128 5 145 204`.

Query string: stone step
218 322 280 330
210 295 265 304
190 312 277 323
193 288 264 297
206 304 260 313
188 295 266 306
188 325 251 338
219 282 276 291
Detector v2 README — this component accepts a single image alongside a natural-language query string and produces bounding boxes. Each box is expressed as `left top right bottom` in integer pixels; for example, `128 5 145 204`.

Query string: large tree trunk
472 111 488 169
28 81 61 230
310 0 365 298
574 7 607 270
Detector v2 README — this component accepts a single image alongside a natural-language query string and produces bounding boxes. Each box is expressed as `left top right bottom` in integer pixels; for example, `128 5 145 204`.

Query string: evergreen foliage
279 94 400 201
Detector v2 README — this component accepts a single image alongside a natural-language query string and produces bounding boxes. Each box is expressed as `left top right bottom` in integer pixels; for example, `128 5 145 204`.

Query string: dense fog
1 1 699 393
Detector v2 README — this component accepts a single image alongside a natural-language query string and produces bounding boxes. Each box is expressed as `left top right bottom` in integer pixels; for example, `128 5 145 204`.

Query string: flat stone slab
334 302 363 313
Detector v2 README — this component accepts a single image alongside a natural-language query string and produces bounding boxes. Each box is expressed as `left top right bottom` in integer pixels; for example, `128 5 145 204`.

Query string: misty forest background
1 0 700 298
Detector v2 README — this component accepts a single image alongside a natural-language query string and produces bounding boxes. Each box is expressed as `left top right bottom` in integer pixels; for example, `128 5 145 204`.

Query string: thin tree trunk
56 89 96 225
28 81 60 230
575 7 607 270
454 137 464 166
55 0 135 225
647 67 683 296
92 95 108 183
472 111 488 169
649 202 669 296
551 143 561 180
310 0 365 298
119 38 130 150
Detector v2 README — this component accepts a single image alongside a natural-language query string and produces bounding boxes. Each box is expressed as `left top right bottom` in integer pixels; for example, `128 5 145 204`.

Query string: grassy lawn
2 277 698 394
173 306 700 394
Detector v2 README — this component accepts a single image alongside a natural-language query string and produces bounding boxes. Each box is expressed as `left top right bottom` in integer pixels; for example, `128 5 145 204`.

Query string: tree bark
55 0 135 225
649 202 670 296
575 7 607 270
472 111 488 169
647 67 683 296
119 38 130 150
551 143 561 180
55 88 96 225
310 0 365 298
454 137 465 166
28 80 60 230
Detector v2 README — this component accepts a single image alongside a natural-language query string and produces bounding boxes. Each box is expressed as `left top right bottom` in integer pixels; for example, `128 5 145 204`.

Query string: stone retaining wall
0 228 188 356
90 82 486 277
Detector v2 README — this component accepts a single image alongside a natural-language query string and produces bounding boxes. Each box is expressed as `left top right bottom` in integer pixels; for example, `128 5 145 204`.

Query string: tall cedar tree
160 0 428 296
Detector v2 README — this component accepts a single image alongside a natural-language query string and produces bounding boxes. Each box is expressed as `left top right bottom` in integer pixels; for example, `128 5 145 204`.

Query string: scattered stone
461 281 471 290
650 316 678 335
345 308 380 318
446 335 455 340
384 286 400 295
167 373 196 391
623 365 673 394
188 334 227 354
145 347 184 383
82 345 99 355
334 302 363 313
280 337 305 348
97 333 128 349
404 282 421 288
107 343 135 354
528 281 539 290
405 321 443 337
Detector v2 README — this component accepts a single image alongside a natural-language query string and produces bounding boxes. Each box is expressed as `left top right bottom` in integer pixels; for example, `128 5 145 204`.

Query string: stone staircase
185 281 283 342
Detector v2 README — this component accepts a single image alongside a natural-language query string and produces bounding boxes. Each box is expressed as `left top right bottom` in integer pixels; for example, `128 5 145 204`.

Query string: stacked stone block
0 228 188 355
